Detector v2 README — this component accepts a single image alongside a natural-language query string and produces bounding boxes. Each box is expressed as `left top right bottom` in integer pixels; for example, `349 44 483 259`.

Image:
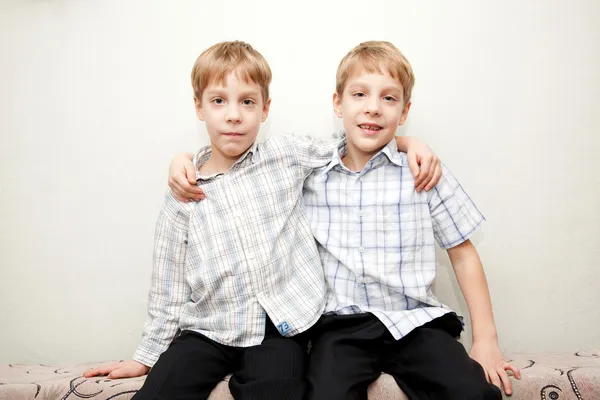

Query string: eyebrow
204 89 261 98
347 84 402 95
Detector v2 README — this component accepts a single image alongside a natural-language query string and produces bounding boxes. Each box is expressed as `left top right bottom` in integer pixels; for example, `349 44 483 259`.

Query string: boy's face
334 69 411 158
195 70 270 161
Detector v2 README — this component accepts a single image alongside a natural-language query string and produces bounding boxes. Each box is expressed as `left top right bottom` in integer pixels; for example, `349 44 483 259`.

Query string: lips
222 132 244 137
358 123 382 135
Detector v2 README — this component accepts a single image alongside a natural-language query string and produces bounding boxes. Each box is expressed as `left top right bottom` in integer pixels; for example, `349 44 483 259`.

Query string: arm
167 135 443 201
395 136 441 192
284 134 340 177
85 192 192 379
290 133 444 186
168 152 205 202
447 240 521 395
134 192 192 366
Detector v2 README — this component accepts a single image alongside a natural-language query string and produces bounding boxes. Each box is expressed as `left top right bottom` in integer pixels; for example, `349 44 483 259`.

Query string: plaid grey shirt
303 137 485 340
133 135 335 367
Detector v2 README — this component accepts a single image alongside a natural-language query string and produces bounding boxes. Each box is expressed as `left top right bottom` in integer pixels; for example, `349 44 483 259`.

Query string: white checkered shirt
303 137 485 340
133 135 335 367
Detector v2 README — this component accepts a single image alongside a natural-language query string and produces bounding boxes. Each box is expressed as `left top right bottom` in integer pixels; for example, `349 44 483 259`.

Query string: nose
226 104 242 123
364 97 381 116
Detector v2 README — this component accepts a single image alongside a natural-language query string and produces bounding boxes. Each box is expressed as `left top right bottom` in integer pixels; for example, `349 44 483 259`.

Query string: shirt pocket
381 204 424 253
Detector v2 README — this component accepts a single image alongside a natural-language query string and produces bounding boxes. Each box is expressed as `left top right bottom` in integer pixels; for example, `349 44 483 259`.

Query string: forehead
204 70 263 93
345 67 404 90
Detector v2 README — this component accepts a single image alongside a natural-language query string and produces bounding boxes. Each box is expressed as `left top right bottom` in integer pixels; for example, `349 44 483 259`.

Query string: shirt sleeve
286 132 343 177
427 164 486 249
133 191 192 367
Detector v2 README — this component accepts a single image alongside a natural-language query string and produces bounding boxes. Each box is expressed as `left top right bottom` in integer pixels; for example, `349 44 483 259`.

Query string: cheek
246 110 262 124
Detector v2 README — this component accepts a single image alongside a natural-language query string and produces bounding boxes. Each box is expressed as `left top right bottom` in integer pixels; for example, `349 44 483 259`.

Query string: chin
223 143 252 157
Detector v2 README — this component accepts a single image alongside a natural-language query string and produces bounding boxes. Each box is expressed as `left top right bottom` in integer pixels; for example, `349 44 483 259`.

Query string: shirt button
359 210 364 218
248 252 255 260
359 246 364 253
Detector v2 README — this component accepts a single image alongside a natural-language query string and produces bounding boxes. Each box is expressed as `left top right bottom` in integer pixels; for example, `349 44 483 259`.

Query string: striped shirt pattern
303 137 485 340
133 135 335 367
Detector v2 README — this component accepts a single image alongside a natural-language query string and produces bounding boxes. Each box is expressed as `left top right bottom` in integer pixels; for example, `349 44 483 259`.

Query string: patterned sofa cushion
0 362 407 400
1 351 598 400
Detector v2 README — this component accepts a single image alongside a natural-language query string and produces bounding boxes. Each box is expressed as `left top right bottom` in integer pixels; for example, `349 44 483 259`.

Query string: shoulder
160 190 193 230
261 135 297 151
255 135 300 164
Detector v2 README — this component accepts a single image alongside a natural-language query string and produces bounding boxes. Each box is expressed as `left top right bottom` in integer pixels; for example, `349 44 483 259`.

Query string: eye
242 99 255 106
383 95 396 102
353 92 366 98
212 97 225 105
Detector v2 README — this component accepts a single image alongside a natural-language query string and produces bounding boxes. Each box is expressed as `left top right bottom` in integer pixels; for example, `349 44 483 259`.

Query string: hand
168 152 205 202
469 340 521 396
405 138 442 192
83 359 150 380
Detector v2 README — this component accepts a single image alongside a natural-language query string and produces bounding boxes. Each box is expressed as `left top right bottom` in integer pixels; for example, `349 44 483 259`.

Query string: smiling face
333 68 411 168
195 70 270 168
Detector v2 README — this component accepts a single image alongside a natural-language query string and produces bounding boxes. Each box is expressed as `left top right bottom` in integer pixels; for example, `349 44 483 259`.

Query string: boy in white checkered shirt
85 41 441 400
170 41 522 399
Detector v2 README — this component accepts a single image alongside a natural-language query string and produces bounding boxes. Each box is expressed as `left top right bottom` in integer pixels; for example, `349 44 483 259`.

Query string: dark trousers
306 313 502 400
133 318 309 400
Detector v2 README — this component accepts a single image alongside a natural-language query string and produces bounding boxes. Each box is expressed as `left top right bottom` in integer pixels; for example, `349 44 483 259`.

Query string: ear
194 97 205 121
333 92 343 118
261 98 272 123
398 101 411 126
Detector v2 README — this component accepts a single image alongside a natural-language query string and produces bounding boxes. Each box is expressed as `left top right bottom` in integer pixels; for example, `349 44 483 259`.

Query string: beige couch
1 351 599 400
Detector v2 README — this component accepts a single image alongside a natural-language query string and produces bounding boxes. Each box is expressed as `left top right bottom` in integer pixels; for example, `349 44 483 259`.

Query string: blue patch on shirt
277 321 292 335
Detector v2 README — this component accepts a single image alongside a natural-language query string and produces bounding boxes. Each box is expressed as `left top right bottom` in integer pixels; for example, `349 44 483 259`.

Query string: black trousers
133 318 309 400
306 313 502 400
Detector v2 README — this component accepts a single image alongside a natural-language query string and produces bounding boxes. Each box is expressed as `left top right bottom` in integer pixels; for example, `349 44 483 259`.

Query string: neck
341 142 377 172
201 152 239 175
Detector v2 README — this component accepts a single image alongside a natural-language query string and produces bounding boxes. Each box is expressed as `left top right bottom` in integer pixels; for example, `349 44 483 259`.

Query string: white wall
1 0 598 363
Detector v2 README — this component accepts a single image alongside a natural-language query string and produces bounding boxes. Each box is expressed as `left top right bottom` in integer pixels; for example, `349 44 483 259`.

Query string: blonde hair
191 41 272 102
336 41 415 104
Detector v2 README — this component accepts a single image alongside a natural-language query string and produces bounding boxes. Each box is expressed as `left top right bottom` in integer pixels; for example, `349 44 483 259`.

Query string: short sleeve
428 164 485 249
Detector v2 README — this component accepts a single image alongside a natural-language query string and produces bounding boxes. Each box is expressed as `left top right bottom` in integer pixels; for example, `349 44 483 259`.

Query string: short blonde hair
336 41 415 105
191 41 272 102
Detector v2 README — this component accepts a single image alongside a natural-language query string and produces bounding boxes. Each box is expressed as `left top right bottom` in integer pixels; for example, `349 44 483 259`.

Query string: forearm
395 135 410 152
135 195 191 366
448 240 498 342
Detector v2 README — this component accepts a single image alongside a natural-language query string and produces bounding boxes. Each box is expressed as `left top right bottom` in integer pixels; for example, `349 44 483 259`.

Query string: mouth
222 132 244 137
358 123 383 135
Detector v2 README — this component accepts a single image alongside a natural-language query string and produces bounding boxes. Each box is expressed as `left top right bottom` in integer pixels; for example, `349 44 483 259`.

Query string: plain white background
1 0 598 363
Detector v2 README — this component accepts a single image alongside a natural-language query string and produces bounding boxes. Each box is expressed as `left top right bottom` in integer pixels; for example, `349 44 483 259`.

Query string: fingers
170 174 205 202
83 369 97 378
414 156 432 191
489 369 502 392
107 363 149 380
108 367 131 379
407 152 420 181
169 178 190 202
497 368 513 395
83 363 119 378
423 160 442 191
417 157 437 192
184 162 197 185
505 363 521 379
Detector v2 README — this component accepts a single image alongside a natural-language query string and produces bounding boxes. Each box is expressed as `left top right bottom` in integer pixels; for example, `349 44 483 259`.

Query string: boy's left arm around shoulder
447 240 521 396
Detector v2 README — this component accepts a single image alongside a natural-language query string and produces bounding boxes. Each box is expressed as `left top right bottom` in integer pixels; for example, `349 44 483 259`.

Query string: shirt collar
319 133 404 176
193 141 259 181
